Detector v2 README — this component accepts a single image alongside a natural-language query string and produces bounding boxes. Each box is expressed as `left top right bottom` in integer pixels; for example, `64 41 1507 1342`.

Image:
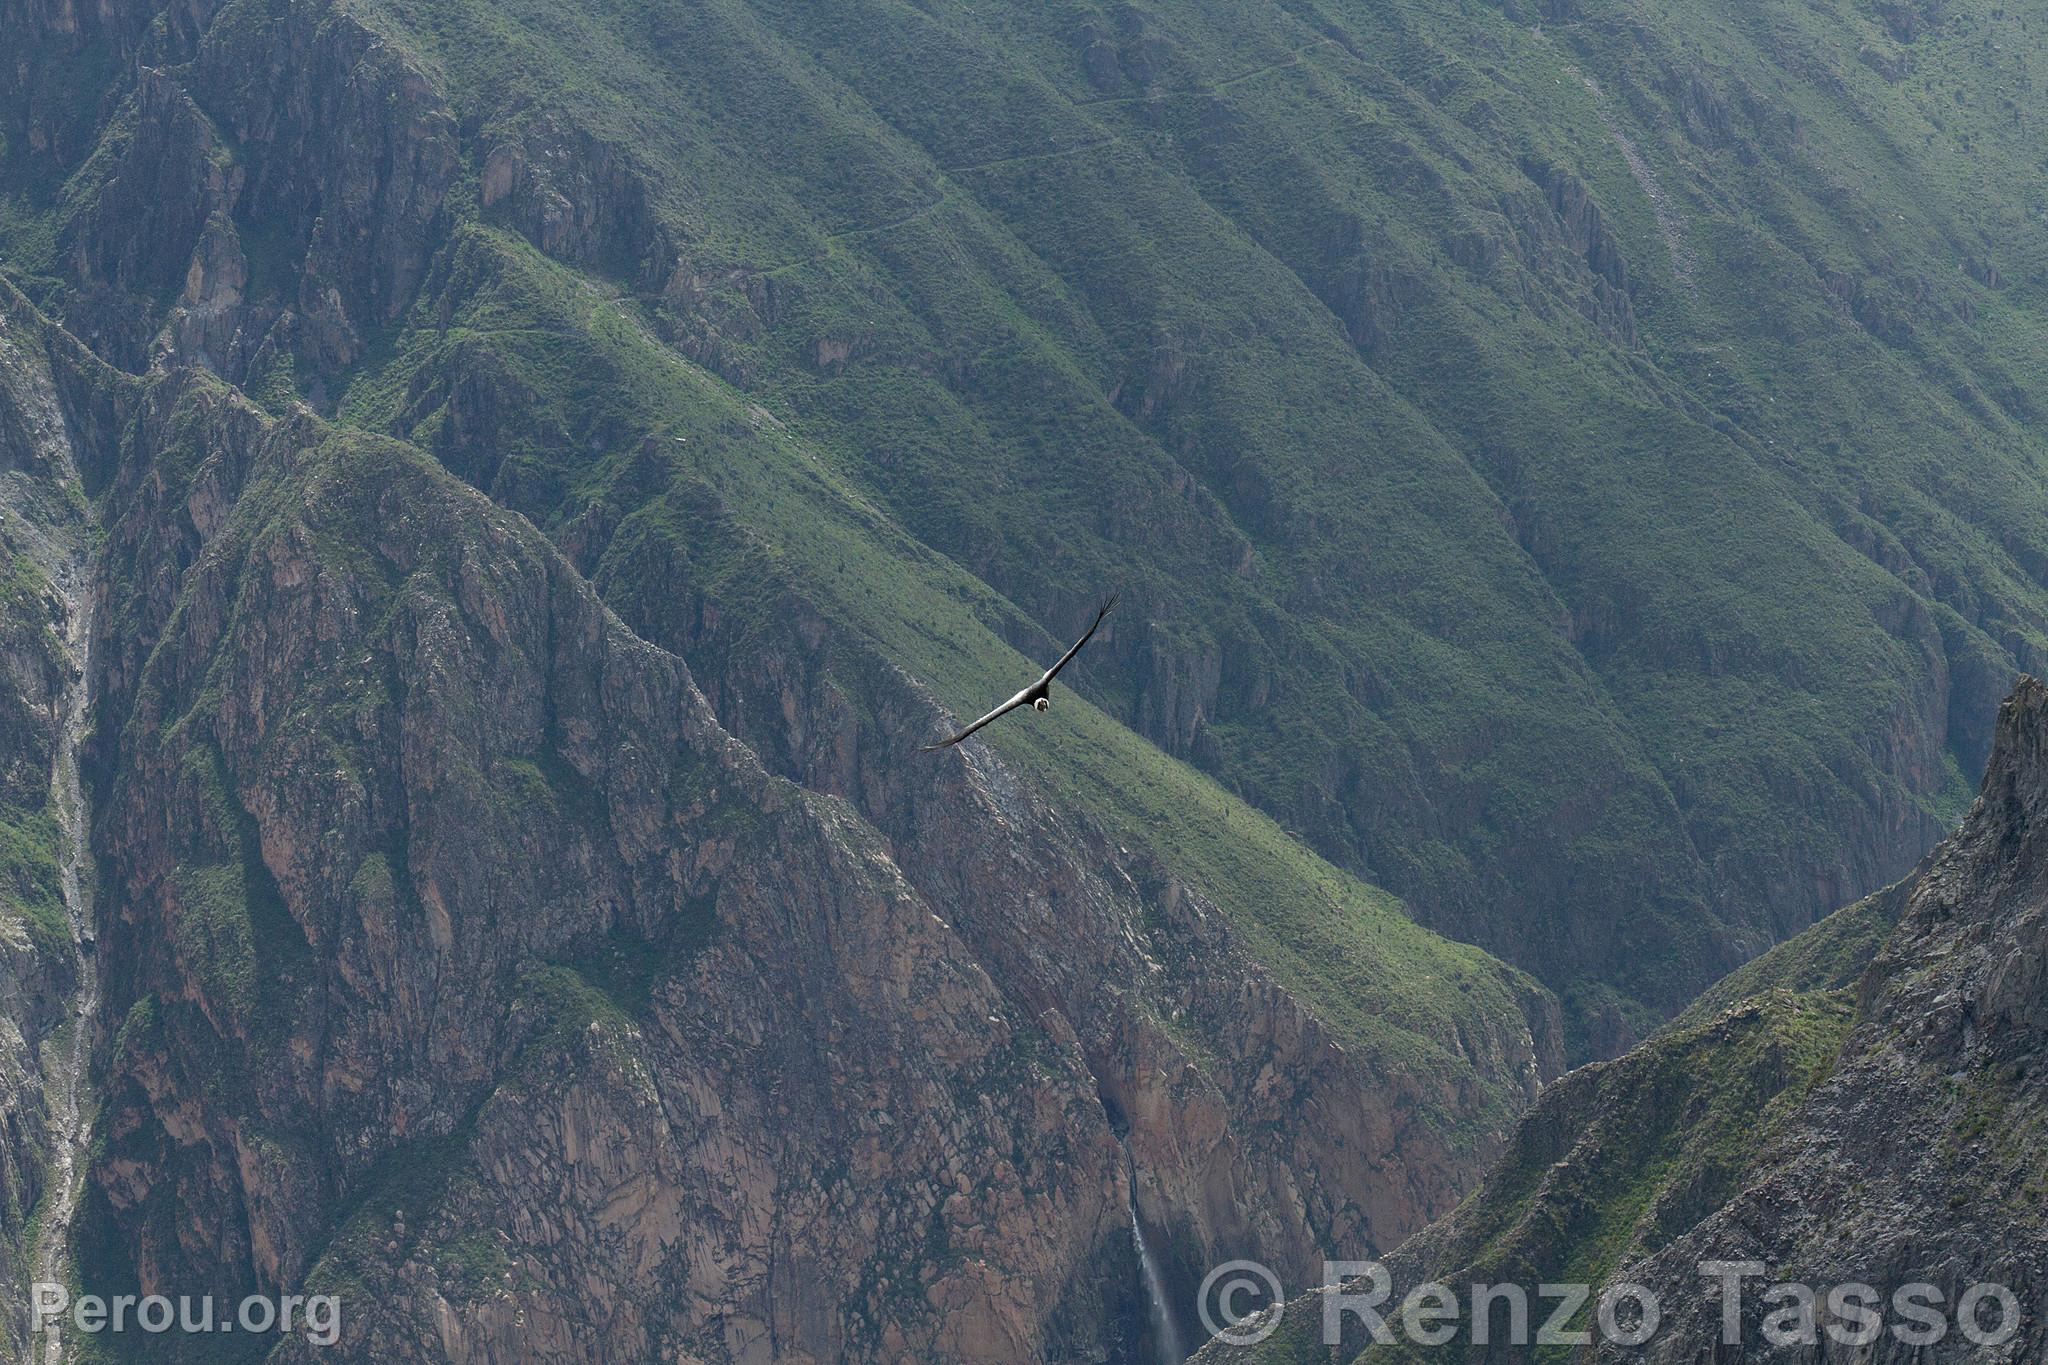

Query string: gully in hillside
922 594 1118 750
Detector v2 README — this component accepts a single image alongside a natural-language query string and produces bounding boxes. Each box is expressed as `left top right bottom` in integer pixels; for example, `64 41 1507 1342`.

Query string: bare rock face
55 67 238 366
70 363 1138 1362
187 0 460 378
6 0 458 390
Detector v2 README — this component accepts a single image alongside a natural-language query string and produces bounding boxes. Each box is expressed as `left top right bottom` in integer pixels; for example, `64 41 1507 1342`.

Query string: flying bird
923 595 1118 750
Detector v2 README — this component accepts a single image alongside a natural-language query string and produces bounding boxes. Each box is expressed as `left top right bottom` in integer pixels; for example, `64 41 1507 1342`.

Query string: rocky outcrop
73 363 1138 1362
479 115 675 289
1191 990 1857 1364
1198 678 2048 1362
54 67 236 365
1602 678 2048 1360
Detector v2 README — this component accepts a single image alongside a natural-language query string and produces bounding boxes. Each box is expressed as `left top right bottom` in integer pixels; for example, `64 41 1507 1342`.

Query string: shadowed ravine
21 480 95 1365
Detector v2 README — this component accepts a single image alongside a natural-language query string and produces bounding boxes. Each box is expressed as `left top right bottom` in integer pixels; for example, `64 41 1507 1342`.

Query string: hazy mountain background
3 0 2047 1358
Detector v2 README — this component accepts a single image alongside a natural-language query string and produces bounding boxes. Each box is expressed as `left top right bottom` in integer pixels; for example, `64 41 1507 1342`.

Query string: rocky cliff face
1198 678 2048 1363
0 291 97 1361
1597 678 2048 1360
72 354 1138 1362
0 278 1555 1363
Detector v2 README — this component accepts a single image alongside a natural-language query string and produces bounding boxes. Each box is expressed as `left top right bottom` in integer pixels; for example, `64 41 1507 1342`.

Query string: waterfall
1126 1154 1187 1365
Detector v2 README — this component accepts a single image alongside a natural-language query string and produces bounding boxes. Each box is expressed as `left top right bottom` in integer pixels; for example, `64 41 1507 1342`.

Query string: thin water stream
1125 1149 1188 1364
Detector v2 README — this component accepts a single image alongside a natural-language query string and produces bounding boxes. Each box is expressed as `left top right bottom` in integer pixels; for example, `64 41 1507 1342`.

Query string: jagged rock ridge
1197 678 2048 1362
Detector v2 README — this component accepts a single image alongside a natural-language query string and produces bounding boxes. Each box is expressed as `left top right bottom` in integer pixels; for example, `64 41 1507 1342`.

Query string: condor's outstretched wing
920 595 1118 751
920 685 1035 751
1035 594 1117 689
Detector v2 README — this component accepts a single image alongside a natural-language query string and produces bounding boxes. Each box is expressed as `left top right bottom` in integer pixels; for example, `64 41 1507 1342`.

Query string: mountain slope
1199 678 2048 1362
8 0 2048 1357
0 263 1552 1361
12 0 2048 1055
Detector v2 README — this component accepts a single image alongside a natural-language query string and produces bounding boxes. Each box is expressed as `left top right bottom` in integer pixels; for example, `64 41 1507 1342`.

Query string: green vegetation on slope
344 224 1548 1140
0 801 68 962
261 0 2048 1048
9 0 2048 1061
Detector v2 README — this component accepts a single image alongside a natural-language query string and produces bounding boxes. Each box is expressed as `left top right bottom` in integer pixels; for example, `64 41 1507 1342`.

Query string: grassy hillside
9 0 2048 1055
1202 986 1856 1364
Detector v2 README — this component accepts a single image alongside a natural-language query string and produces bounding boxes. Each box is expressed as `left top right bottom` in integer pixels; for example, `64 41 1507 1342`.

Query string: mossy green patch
0 804 70 959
